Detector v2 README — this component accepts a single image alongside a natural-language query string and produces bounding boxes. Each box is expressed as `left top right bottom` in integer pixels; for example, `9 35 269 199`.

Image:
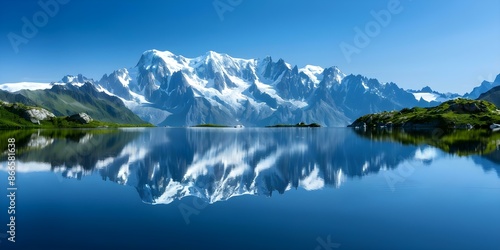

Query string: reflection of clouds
300 165 325 191
0 162 51 173
254 150 281 174
414 147 438 161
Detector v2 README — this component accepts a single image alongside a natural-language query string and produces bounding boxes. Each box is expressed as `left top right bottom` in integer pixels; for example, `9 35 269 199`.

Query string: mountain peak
320 66 345 86
138 49 183 65
303 65 324 73
136 49 189 81
205 50 223 57
201 50 235 65
144 49 175 57
276 58 292 69
421 86 433 92
60 74 94 86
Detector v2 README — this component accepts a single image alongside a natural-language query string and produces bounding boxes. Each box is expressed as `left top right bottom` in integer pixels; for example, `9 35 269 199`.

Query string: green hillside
0 102 152 129
15 83 145 124
350 98 500 129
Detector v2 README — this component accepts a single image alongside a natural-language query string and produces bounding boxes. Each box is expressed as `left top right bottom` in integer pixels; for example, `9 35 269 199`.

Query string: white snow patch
361 81 369 90
290 100 308 108
412 92 439 102
299 65 324 84
414 147 438 161
0 82 52 92
300 166 325 190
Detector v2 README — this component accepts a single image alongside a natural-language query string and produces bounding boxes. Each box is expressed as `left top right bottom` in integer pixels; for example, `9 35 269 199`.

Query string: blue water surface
0 128 499 250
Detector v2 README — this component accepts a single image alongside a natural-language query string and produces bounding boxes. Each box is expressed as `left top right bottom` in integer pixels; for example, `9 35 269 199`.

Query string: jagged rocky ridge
97 50 439 127
465 74 500 100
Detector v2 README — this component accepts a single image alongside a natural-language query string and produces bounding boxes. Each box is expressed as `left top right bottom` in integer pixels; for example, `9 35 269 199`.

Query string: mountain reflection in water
1 127 499 204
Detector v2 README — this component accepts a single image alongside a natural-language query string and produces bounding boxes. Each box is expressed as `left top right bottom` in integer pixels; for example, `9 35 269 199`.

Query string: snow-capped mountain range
407 86 461 103
1 49 498 126
98 49 435 126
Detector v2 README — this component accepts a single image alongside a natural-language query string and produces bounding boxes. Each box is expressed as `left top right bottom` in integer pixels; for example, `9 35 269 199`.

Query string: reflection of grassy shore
354 128 500 156
0 129 120 156
0 129 140 169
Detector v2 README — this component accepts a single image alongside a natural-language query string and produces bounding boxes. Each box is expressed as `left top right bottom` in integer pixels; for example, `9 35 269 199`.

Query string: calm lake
1 127 499 250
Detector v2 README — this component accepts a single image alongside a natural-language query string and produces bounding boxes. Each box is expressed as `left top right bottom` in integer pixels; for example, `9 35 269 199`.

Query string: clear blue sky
1 0 499 94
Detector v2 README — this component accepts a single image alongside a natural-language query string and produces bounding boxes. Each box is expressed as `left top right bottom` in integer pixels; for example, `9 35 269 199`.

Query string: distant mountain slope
478 85 500 108
16 83 145 125
407 86 460 103
0 89 37 106
464 74 500 99
0 76 147 125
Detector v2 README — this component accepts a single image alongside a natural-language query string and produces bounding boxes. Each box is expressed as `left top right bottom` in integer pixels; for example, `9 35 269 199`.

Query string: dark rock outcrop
67 113 93 124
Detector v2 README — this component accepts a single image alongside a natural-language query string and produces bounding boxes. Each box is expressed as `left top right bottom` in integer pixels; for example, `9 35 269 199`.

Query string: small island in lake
191 124 231 128
266 122 321 128
349 98 500 130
